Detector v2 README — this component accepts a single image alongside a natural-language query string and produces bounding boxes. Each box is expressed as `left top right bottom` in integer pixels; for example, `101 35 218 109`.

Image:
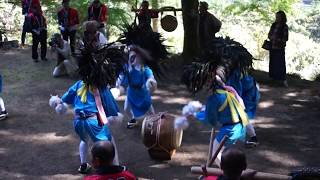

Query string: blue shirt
62 80 119 116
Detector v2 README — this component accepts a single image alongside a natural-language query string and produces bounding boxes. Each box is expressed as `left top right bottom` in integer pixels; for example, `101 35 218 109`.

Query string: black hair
91 141 115 164
220 147 247 179
276 10 287 23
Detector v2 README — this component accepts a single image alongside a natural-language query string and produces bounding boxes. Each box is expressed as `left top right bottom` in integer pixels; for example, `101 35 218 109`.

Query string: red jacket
88 3 108 23
22 0 40 14
58 7 79 27
84 166 136 180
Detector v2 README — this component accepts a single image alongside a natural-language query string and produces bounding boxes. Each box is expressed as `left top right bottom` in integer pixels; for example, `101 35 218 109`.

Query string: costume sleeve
205 95 218 126
144 66 154 79
100 87 119 116
61 81 79 105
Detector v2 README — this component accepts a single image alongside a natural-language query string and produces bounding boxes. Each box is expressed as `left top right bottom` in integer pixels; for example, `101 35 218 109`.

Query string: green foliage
223 0 299 25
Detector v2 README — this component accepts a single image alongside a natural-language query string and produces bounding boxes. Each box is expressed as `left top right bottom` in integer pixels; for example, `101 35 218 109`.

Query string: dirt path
0 48 319 180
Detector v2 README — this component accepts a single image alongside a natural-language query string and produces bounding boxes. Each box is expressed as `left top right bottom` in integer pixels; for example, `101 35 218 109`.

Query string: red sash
93 88 109 125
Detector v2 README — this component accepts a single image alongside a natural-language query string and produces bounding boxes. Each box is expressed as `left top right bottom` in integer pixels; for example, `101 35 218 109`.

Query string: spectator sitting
83 21 107 51
84 141 136 180
51 33 78 78
205 147 247 180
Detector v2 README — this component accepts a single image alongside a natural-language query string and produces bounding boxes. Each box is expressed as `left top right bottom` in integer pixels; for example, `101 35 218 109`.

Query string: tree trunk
151 0 159 32
181 0 199 59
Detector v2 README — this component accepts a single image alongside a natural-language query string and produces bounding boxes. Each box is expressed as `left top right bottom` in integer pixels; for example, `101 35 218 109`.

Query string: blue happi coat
121 65 154 118
61 80 120 141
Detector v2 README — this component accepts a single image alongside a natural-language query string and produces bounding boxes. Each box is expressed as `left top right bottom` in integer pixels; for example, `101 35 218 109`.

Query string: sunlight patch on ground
254 117 292 128
257 150 303 167
258 100 274 109
286 92 298 97
162 97 189 105
0 130 74 144
0 148 7 155
259 87 271 92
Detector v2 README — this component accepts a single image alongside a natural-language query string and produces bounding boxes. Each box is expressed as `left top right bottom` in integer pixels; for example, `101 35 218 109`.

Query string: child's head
91 141 115 168
220 147 247 180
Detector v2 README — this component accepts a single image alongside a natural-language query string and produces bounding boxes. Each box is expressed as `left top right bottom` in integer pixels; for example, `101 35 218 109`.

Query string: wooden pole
208 135 228 167
206 128 215 166
191 167 291 180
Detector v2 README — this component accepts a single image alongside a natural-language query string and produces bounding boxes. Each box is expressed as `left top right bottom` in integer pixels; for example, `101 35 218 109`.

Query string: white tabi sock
0 97 5 112
246 123 257 137
79 141 88 164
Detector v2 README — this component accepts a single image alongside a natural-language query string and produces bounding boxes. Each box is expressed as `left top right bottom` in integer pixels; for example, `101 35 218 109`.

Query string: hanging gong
160 6 178 32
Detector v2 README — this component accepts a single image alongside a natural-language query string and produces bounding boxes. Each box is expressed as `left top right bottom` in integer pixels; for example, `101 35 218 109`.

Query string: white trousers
53 59 78 77
124 96 155 120
79 135 119 165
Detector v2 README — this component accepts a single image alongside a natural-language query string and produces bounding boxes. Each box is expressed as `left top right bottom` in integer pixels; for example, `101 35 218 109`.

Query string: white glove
49 95 62 108
146 78 157 92
174 116 189 130
182 101 203 116
55 103 68 115
110 88 121 99
108 113 124 126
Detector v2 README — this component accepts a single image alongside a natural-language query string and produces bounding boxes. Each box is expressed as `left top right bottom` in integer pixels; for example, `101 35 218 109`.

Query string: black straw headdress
182 37 255 94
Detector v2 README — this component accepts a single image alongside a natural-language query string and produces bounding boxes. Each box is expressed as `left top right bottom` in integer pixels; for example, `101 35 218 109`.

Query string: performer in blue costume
226 69 260 147
117 25 168 129
49 40 126 174
177 37 256 166
0 74 8 120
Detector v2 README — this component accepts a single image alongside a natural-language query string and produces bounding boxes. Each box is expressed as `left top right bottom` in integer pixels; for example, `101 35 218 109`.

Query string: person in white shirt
83 20 108 49
52 33 78 77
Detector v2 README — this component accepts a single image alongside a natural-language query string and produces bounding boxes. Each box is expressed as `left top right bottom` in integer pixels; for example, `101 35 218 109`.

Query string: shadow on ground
0 49 319 179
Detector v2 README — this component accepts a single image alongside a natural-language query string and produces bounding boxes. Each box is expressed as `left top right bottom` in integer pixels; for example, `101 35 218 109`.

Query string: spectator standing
198 1 221 49
30 5 47 62
21 0 41 46
268 11 289 87
57 0 79 54
88 0 108 36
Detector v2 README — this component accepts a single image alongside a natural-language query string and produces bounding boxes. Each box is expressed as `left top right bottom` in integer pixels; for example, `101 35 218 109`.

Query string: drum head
161 15 178 32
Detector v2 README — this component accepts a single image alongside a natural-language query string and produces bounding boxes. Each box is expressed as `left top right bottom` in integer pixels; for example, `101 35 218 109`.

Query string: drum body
141 112 183 160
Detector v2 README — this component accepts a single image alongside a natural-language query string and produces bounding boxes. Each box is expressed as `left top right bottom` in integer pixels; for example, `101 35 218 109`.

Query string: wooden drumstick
208 135 228 167
206 128 215 166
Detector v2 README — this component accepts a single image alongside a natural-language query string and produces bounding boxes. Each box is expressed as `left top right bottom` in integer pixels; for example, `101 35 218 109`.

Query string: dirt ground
0 48 319 180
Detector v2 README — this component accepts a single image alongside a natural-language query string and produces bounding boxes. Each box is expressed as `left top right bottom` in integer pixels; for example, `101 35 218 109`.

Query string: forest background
1 0 320 80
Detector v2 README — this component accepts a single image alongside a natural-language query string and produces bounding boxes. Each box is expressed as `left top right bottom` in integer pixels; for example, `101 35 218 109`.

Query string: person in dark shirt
136 1 159 32
88 0 108 35
21 0 41 46
84 141 136 180
57 0 79 54
267 11 289 87
30 5 47 62
199 1 221 49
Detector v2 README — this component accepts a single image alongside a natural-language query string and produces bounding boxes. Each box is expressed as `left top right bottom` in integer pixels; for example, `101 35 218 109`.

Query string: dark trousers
269 49 286 81
61 30 76 53
32 30 47 60
21 17 28 45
